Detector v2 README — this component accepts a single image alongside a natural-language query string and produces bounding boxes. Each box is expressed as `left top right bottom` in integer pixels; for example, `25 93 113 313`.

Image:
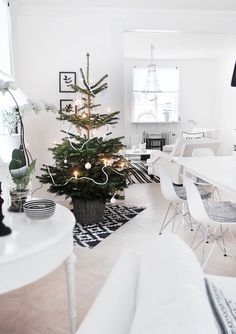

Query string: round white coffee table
124 149 153 160
0 202 77 334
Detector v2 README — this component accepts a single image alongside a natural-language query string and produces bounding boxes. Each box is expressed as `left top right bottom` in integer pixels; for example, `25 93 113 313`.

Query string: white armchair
147 137 220 185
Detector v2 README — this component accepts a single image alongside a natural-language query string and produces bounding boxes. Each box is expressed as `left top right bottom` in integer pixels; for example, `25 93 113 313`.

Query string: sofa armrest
76 251 140 334
129 235 218 334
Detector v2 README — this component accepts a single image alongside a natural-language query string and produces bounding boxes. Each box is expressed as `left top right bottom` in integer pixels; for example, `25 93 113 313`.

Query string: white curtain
0 0 13 76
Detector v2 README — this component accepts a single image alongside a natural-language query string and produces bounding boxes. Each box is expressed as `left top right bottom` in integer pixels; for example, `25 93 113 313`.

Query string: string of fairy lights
46 119 127 203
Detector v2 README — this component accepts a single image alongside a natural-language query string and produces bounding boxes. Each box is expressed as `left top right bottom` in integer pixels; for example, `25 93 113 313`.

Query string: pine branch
80 68 96 97
90 104 101 109
70 84 88 95
91 74 108 89
93 83 108 95
59 110 120 130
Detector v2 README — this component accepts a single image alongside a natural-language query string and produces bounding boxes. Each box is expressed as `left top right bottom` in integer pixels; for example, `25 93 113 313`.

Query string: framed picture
60 99 74 112
59 72 76 92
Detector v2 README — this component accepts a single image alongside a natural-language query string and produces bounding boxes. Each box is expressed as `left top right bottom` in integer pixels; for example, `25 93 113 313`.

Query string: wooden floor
1 183 236 334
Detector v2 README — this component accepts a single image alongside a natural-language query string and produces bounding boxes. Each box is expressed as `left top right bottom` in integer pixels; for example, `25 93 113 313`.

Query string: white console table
0 202 77 334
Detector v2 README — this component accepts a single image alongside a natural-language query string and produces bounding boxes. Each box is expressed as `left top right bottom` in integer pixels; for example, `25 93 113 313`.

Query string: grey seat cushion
174 184 213 200
204 201 236 223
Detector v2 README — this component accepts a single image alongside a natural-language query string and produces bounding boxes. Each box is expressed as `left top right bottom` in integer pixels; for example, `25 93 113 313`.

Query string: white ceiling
12 0 236 60
12 0 236 11
124 32 236 59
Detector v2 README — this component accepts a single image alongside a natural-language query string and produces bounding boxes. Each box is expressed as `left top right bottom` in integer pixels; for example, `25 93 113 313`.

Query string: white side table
0 202 77 334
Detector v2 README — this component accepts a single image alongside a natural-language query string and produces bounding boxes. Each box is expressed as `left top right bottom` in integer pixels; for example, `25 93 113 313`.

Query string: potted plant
38 53 130 225
8 148 36 212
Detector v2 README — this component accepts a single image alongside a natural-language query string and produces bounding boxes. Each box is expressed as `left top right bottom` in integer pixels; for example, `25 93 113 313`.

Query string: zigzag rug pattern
73 204 145 248
127 162 160 184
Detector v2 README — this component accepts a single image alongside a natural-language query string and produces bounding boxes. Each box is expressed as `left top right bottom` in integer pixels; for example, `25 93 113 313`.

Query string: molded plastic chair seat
174 185 212 201
204 201 236 223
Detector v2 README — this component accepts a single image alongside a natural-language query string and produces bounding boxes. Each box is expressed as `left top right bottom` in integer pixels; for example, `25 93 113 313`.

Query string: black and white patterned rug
128 162 160 184
73 204 145 248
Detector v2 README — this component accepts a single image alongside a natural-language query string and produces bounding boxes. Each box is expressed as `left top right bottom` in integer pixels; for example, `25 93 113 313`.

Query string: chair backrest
157 165 181 202
192 148 215 157
183 176 214 226
181 140 219 157
171 137 220 158
170 137 186 157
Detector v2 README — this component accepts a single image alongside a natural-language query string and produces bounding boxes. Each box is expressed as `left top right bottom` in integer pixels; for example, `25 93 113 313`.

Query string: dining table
177 155 236 195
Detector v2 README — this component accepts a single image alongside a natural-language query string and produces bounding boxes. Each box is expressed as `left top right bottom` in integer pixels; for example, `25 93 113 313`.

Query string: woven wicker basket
72 199 106 225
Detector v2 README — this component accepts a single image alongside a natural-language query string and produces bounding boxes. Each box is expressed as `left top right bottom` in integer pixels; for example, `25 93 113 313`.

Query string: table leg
65 252 77 334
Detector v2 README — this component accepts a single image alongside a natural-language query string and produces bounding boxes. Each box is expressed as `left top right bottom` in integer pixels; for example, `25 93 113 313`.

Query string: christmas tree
38 53 130 224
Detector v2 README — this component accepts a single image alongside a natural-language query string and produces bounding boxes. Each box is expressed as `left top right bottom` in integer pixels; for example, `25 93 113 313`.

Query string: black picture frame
59 72 76 92
60 99 74 111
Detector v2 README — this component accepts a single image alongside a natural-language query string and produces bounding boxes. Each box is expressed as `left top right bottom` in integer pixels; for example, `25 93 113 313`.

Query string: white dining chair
191 147 221 201
183 175 236 267
158 166 212 235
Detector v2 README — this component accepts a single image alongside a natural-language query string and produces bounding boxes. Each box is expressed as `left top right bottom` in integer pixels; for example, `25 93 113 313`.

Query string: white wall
216 57 236 154
12 7 124 197
11 3 236 197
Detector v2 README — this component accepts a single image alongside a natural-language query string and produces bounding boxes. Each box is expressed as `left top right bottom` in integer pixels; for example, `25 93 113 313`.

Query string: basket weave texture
72 199 106 225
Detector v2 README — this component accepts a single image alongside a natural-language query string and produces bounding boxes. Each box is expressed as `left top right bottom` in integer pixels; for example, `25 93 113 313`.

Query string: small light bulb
85 162 91 169
107 108 111 113
73 170 79 179
64 158 67 164
81 112 87 119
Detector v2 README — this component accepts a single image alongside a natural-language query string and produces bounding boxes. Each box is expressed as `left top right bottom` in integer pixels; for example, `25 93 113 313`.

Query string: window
0 0 13 76
132 66 179 123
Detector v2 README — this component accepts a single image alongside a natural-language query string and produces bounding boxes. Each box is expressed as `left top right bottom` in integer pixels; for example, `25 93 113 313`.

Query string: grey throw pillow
182 131 204 139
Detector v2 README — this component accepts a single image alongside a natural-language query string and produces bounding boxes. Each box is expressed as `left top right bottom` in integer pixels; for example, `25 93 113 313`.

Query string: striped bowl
23 199 56 220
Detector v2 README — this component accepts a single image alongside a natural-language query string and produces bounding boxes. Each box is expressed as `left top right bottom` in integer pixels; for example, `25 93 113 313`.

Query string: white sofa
147 137 220 184
76 234 236 334
163 128 220 153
